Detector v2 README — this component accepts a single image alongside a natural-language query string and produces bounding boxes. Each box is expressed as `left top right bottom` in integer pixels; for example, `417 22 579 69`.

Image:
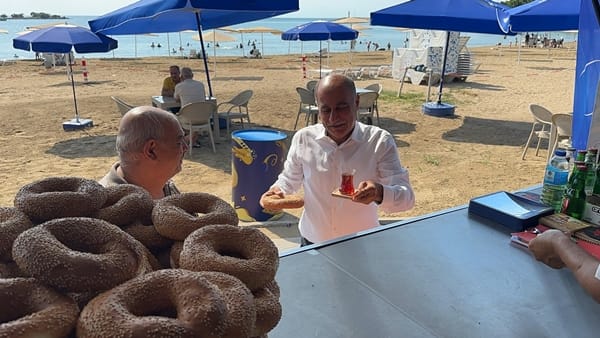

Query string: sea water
0 16 579 60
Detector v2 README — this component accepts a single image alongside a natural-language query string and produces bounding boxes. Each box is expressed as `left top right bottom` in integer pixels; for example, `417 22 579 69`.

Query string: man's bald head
116 106 180 162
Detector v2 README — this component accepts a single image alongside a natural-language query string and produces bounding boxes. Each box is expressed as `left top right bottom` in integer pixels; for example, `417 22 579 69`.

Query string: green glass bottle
562 164 588 219
585 148 598 195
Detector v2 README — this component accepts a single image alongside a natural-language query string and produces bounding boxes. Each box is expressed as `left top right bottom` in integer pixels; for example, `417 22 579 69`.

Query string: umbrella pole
213 31 217 73
241 32 245 57
167 33 171 56
437 31 451 104
319 40 322 79
194 11 213 97
68 53 79 122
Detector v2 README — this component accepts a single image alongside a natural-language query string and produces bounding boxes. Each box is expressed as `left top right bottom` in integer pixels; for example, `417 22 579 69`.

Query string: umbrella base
63 118 94 131
422 102 455 117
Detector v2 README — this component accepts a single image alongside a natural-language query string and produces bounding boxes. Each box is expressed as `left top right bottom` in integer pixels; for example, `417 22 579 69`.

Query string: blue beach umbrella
371 0 511 115
13 24 118 130
89 0 299 97
506 0 580 33
281 21 359 78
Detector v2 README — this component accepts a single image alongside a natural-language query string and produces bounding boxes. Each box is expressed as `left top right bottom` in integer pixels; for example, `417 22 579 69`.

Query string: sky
1 0 407 18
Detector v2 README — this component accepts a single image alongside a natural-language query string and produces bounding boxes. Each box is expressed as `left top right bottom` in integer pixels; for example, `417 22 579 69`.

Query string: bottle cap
555 149 567 156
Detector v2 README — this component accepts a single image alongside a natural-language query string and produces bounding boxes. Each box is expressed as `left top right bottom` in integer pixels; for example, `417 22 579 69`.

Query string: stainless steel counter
272 204 600 337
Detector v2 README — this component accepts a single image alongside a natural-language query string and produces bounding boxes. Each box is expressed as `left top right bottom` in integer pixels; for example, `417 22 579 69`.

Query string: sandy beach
0 44 577 249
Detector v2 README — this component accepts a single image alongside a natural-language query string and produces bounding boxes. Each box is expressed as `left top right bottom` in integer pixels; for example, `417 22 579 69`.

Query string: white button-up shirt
174 78 206 107
273 122 415 243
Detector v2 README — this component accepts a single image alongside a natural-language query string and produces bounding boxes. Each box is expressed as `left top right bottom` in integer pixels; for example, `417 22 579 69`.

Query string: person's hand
528 229 567 269
260 187 284 208
351 180 383 205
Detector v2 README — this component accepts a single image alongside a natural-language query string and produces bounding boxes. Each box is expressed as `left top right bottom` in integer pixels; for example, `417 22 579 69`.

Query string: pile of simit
0 176 281 338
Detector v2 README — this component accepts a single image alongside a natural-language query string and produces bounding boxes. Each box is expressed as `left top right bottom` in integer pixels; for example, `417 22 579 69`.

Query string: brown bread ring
0 278 79 338
14 176 108 223
169 241 184 268
12 217 155 292
95 184 155 226
261 194 304 209
251 280 283 337
152 192 239 241
179 224 279 291
0 207 33 260
77 269 229 338
199 271 256 338
122 220 173 252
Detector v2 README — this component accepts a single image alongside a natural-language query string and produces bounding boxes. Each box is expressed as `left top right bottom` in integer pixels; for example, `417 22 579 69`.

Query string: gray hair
116 106 178 164
181 67 193 79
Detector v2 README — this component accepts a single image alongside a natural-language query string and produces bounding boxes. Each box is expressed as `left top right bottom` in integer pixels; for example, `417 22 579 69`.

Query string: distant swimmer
157 43 162 48
151 42 155 48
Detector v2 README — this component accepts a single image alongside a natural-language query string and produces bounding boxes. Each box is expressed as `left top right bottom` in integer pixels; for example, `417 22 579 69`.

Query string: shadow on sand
443 116 531 146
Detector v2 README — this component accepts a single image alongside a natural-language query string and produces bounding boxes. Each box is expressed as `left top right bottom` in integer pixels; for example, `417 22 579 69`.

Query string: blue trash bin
232 129 288 222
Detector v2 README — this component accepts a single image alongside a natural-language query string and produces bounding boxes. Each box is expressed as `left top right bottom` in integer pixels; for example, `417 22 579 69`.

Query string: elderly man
174 67 206 107
260 74 415 245
99 106 188 199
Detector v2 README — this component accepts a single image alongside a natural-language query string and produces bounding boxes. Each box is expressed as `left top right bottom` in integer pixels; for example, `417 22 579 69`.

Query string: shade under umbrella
89 0 299 97
371 0 511 116
13 24 118 130
282 20 359 78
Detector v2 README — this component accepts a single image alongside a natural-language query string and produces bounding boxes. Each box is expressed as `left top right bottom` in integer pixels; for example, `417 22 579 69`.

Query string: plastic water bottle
541 148 570 212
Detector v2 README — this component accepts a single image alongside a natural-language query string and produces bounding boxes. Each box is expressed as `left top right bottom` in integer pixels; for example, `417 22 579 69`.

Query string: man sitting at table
174 67 206 107
174 67 206 147
161 65 181 97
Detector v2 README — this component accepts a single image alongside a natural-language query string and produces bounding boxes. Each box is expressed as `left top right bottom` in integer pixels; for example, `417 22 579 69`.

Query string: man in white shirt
174 67 206 107
174 67 206 147
260 74 415 245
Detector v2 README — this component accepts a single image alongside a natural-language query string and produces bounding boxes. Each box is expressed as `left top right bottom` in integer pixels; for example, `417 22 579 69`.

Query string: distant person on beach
529 229 600 303
99 106 186 199
260 74 415 246
174 67 207 147
161 65 181 97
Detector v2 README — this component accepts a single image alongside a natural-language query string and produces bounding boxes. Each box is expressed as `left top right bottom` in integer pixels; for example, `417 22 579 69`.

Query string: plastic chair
306 80 318 93
217 90 253 137
295 87 319 130
178 101 216 154
111 96 135 116
357 92 379 125
364 83 383 125
549 113 573 161
521 104 553 160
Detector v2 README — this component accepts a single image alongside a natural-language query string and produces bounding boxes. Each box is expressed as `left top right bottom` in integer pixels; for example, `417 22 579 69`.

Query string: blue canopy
89 0 299 35
281 21 359 41
13 24 117 53
281 21 358 78
89 0 299 96
370 0 510 35
506 0 580 32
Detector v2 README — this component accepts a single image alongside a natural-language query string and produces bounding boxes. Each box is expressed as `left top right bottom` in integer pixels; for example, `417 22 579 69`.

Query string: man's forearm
555 235 600 302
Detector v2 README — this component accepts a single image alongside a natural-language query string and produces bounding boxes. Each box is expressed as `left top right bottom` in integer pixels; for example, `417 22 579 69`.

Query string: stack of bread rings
0 176 284 337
